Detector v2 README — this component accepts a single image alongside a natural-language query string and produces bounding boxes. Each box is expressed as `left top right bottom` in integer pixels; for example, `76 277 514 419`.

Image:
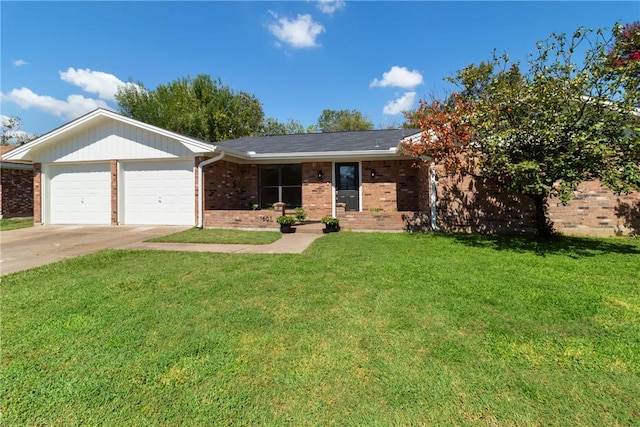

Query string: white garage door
122 160 194 225
49 163 111 225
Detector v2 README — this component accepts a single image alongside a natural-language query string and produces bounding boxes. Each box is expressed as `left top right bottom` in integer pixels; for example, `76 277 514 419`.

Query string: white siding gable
33 119 195 163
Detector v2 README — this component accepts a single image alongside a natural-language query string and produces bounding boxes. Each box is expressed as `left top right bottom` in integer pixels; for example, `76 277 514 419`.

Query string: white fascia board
245 149 411 162
2 108 217 160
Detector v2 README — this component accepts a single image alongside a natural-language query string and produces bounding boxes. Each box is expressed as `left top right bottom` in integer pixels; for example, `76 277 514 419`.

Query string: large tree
260 117 306 136
115 74 265 142
317 109 373 132
403 25 640 237
1 116 35 146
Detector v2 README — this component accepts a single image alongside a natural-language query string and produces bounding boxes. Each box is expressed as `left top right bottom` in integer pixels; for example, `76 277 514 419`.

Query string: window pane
338 165 357 190
282 187 302 208
281 164 302 186
260 165 279 187
260 187 279 208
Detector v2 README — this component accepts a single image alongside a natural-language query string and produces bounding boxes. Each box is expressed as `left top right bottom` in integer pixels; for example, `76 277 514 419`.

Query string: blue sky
1 1 638 138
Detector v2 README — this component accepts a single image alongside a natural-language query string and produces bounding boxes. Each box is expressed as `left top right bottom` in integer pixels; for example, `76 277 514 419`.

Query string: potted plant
321 216 340 233
276 215 296 233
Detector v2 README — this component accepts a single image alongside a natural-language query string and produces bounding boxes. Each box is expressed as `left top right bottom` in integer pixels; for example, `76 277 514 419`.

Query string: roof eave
2 108 217 161
244 149 410 162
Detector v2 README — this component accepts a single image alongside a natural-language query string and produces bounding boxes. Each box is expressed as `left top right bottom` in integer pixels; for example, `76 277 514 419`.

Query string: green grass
146 227 281 244
2 233 639 425
0 217 33 231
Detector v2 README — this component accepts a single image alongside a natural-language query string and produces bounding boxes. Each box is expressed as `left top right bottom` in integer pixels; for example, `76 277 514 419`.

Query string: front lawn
0 217 33 231
146 227 281 244
2 233 639 425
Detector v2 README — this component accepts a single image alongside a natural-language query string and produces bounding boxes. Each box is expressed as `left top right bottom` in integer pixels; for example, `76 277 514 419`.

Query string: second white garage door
122 160 195 225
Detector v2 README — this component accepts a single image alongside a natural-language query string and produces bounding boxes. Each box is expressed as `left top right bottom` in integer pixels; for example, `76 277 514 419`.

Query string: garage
2 109 217 226
121 160 195 225
48 163 111 224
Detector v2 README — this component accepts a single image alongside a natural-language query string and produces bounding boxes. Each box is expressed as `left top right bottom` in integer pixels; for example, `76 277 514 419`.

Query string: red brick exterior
548 180 640 236
203 160 259 210
0 165 34 218
110 160 118 225
204 209 280 229
431 169 640 236
33 163 42 223
433 170 537 234
302 162 333 219
198 159 639 236
362 160 420 212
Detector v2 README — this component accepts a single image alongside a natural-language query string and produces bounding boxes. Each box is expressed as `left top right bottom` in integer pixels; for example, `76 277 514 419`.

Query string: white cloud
60 67 134 102
370 66 423 89
268 12 325 48
316 0 345 15
12 59 28 67
383 92 416 115
1 88 109 120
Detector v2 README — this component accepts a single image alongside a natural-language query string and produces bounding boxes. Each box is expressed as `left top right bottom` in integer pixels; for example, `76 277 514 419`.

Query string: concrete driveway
1 225 190 276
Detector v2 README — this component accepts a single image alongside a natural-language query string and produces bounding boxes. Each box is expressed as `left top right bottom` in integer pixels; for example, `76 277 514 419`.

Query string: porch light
370 169 376 178
317 170 324 179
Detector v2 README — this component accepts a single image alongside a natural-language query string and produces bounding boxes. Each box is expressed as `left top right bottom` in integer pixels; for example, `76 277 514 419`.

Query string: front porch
200 158 431 232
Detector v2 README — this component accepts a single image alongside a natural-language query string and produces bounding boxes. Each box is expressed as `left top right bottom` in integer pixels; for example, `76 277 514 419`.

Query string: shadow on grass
438 233 640 258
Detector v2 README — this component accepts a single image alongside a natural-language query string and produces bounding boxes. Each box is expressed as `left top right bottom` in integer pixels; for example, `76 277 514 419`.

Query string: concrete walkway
1 225 324 275
126 232 323 254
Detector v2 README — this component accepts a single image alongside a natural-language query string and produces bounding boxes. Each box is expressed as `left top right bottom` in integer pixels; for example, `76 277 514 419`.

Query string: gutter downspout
197 151 225 229
430 162 439 231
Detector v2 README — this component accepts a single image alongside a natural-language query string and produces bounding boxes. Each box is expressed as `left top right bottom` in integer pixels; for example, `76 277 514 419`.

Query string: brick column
110 160 118 225
33 163 42 224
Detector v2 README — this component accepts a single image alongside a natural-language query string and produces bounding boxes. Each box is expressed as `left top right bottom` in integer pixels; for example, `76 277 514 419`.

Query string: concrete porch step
292 221 325 234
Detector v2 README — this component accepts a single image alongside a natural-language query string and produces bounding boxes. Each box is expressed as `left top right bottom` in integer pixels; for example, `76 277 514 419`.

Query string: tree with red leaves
403 25 640 237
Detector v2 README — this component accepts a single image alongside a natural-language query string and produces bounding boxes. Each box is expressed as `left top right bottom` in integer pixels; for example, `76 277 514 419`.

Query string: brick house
0 145 34 218
4 108 638 235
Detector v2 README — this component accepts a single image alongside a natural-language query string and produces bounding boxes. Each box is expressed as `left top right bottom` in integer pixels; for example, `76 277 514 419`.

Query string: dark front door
335 163 359 211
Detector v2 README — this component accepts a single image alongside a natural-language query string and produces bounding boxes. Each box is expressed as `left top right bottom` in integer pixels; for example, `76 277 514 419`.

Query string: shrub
276 215 296 225
295 207 307 223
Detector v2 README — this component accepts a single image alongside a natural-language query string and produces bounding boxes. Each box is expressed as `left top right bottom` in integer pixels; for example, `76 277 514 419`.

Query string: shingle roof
217 128 422 155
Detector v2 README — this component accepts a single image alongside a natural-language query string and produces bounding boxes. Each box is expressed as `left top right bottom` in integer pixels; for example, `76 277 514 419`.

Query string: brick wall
432 169 640 236
0 166 33 218
110 160 118 225
203 209 280 229
361 160 420 212
434 171 537 234
336 208 408 231
548 180 640 236
302 162 333 219
203 160 258 210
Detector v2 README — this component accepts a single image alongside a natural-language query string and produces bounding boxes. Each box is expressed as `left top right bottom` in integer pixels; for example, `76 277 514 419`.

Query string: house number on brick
260 215 274 222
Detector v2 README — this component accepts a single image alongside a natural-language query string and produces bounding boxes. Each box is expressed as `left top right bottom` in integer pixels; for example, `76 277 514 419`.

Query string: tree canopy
1 116 36 146
115 74 265 142
402 24 640 237
317 109 374 132
260 117 307 136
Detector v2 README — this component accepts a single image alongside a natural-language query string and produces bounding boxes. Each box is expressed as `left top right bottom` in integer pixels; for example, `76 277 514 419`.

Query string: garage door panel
49 163 111 225
123 160 194 225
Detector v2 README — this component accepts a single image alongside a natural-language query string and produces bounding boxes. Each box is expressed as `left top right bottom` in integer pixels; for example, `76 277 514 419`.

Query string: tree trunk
531 194 553 238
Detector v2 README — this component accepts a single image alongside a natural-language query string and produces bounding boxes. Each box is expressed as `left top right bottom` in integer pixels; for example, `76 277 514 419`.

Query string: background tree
1 116 36 146
607 21 639 106
260 117 306 136
116 74 265 142
403 25 640 237
316 109 373 132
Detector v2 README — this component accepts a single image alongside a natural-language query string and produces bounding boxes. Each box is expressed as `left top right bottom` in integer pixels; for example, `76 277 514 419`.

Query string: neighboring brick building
0 145 34 218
